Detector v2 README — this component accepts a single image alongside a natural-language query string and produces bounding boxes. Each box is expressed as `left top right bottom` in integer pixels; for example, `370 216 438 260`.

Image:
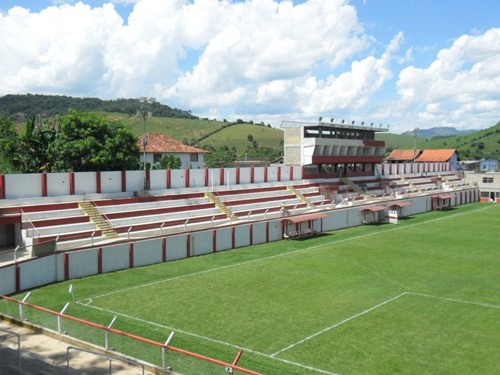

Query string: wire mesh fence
0 294 263 375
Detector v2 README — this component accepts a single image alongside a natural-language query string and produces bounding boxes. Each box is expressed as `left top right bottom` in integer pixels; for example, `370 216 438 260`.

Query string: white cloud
1 0 497 132
396 28 500 130
295 32 403 114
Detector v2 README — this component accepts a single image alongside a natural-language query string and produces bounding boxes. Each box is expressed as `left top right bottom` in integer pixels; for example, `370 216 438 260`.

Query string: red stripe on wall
64 253 70 280
185 168 190 188
146 168 150 190
98 248 103 274
251 167 254 183
42 173 48 197
232 227 236 249
0 174 5 199
129 243 134 268
213 230 217 253
264 167 268 182
167 169 171 189
205 168 209 187
187 234 191 258
162 237 167 262
290 166 294 181
278 166 281 182
96 171 101 194
121 170 126 192
15 266 20 292
69 172 75 195
250 224 253 245
266 222 269 242
220 168 225 185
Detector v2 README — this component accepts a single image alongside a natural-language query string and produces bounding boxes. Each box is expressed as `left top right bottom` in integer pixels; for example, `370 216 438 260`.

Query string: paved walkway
0 318 162 374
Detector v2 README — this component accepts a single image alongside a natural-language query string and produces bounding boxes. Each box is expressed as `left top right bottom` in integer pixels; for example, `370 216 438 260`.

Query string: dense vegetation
0 94 197 121
0 112 139 173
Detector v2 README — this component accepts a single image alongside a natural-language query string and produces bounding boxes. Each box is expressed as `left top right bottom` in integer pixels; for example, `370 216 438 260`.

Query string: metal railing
66 346 146 375
0 294 263 375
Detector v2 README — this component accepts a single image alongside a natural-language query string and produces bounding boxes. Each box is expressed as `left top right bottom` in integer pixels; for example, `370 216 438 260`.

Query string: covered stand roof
389 202 413 208
282 213 328 223
361 205 387 212
432 194 455 199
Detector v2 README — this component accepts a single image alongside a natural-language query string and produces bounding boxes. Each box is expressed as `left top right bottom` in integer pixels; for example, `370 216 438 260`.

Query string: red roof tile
137 133 208 154
385 149 421 161
416 149 456 162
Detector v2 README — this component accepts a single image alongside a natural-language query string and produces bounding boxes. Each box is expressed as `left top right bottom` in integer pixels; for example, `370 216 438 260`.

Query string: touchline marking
86 204 493 302
270 292 408 357
78 302 337 375
407 292 500 309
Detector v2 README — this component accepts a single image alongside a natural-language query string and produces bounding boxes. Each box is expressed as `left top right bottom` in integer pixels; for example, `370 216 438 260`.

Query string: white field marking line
270 292 408 358
407 292 500 309
84 203 494 302
77 302 337 375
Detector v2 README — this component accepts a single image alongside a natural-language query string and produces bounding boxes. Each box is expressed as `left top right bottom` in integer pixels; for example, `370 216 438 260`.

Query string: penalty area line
406 292 500 309
270 292 407 358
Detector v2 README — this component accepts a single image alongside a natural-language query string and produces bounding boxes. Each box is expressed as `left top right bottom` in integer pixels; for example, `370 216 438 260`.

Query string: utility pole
137 97 155 190
413 127 419 163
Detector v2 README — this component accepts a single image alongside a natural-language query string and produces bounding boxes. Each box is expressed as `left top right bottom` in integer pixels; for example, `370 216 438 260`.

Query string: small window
480 191 489 198
482 177 493 183
153 153 162 163
190 153 199 162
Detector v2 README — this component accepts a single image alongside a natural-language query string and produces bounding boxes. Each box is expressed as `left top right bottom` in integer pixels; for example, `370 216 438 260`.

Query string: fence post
105 316 118 350
58 303 70 333
162 331 175 373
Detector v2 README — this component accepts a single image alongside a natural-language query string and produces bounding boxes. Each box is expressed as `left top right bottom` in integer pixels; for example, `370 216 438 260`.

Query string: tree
159 154 182 170
48 110 140 172
0 117 18 173
1 116 57 173
204 145 237 168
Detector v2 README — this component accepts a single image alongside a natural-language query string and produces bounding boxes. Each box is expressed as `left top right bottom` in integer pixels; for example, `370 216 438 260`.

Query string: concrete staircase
78 201 118 238
340 177 368 197
287 186 317 209
205 192 238 221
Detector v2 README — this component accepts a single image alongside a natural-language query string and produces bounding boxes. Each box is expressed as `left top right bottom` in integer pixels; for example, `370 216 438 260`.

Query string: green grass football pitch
6 202 500 374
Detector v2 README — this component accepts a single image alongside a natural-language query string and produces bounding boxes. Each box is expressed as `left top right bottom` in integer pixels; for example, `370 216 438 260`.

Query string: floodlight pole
138 97 155 191
413 127 419 164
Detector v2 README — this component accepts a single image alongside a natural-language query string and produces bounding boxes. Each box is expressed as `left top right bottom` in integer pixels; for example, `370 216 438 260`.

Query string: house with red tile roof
386 148 460 169
415 149 458 163
385 149 422 163
137 132 209 169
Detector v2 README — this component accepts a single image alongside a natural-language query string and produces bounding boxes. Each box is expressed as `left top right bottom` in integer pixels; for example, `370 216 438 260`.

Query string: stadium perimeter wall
0 187 479 296
0 162 453 200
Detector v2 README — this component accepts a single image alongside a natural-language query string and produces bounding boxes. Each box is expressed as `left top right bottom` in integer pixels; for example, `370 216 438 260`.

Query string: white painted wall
0 265 15 295
191 230 213 256
47 173 71 197
134 238 163 267
102 244 130 273
74 172 97 195
20 255 57 291
215 227 233 252
69 249 98 279
166 234 188 260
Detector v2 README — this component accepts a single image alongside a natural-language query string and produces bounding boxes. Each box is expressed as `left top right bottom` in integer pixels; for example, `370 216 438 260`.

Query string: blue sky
1 0 499 133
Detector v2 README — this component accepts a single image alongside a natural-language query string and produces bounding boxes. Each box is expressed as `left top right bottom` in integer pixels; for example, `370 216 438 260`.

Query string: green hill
378 122 500 160
2 94 498 161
